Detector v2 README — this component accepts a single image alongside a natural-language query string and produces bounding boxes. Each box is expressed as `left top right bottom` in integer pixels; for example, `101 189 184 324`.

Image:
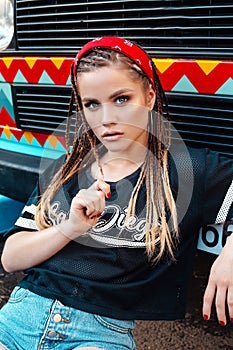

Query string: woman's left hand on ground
202 234 233 326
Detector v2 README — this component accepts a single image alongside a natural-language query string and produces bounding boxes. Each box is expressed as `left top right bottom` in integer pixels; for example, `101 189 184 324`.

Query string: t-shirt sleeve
203 149 233 225
2 184 40 240
2 154 66 241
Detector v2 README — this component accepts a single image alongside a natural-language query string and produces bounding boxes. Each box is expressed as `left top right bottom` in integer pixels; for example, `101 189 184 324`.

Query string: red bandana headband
73 37 155 90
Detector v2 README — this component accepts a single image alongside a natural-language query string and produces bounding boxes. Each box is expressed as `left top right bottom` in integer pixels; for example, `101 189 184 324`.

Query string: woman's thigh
0 286 55 349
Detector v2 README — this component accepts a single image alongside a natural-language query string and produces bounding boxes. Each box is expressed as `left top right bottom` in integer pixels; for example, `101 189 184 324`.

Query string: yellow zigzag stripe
25 57 38 69
50 57 65 69
196 60 221 75
2 57 14 69
153 59 176 73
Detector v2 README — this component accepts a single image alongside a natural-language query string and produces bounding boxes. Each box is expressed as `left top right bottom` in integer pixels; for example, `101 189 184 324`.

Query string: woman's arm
1 178 110 273
1 226 71 272
202 233 233 325
201 149 233 325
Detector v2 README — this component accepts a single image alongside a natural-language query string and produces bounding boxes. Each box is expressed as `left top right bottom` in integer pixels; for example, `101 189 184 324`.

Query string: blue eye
84 101 99 110
115 96 129 104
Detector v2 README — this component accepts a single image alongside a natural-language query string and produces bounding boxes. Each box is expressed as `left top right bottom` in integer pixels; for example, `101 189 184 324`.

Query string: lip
101 130 124 141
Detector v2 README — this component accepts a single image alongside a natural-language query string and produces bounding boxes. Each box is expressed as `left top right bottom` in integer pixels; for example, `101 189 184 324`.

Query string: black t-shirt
4 143 233 320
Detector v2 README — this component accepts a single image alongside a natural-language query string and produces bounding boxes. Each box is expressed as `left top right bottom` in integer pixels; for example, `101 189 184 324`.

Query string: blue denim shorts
0 286 136 350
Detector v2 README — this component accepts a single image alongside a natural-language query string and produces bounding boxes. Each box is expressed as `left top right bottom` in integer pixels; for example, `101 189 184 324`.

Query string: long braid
35 62 95 228
125 60 178 262
144 61 178 261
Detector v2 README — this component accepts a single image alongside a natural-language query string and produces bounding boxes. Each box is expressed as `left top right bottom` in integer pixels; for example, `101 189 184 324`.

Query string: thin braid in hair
35 62 97 228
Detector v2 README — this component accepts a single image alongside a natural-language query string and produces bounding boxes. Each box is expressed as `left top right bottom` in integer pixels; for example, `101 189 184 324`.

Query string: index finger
202 280 216 321
94 179 111 199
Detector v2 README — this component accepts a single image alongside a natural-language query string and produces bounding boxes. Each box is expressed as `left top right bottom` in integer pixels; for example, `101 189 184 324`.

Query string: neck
92 149 147 182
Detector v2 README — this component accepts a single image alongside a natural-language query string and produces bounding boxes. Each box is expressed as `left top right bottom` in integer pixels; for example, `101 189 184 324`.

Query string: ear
147 86 156 110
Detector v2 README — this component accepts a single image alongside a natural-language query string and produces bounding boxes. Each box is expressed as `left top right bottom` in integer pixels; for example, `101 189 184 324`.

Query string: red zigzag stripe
158 61 233 94
1 58 233 93
0 106 66 147
0 58 72 85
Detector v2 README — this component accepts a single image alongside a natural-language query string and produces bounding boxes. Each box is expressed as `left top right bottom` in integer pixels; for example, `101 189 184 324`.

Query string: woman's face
78 65 155 158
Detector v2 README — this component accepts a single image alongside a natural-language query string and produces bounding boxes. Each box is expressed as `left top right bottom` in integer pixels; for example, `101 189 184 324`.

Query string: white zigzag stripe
15 216 38 230
22 204 37 215
215 180 233 224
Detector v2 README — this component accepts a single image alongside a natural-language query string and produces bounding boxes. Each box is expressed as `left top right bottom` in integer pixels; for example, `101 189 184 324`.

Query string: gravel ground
0 242 232 349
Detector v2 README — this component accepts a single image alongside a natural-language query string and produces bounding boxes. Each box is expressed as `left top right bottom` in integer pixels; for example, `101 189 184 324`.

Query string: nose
101 103 117 125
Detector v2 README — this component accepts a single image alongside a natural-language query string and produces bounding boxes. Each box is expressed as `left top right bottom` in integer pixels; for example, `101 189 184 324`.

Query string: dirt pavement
0 242 232 349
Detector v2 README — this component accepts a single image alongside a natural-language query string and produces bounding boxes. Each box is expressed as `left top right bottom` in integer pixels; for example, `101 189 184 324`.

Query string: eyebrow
109 88 133 99
82 88 133 103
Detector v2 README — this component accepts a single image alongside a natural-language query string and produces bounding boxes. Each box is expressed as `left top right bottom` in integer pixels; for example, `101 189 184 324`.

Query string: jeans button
48 330 57 338
53 313 62 323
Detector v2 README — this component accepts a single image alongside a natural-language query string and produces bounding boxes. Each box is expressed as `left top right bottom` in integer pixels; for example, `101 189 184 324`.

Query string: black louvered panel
167 92 233 157
15 0 233 58
12 84 72 134
12 85 233 158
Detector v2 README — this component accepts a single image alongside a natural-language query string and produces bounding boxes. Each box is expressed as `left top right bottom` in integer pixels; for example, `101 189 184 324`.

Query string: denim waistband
0 286 136 350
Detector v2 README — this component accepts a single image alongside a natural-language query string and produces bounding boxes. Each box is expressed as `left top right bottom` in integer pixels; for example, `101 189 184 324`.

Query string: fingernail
219 321 226 327
230 318 233 323
203 314 209 321
106 192 111 199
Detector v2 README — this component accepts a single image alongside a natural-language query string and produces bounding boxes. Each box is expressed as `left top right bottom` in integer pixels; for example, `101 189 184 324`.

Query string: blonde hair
35 48 179 263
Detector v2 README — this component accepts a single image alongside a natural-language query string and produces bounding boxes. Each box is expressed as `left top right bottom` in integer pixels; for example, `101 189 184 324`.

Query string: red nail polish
203 314 209 321
106 192 111 199
230 318 233 323
219 321 225 327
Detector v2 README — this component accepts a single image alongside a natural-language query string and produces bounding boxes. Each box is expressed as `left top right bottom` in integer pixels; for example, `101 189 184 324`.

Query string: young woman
0 37 232 350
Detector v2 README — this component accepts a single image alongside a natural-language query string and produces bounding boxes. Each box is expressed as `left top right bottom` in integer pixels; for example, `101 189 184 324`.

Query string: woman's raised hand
1 180 111 272
57 179 111 240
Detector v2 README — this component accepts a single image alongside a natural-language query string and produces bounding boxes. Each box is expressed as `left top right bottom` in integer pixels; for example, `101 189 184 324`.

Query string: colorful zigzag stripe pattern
0 57 233 158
